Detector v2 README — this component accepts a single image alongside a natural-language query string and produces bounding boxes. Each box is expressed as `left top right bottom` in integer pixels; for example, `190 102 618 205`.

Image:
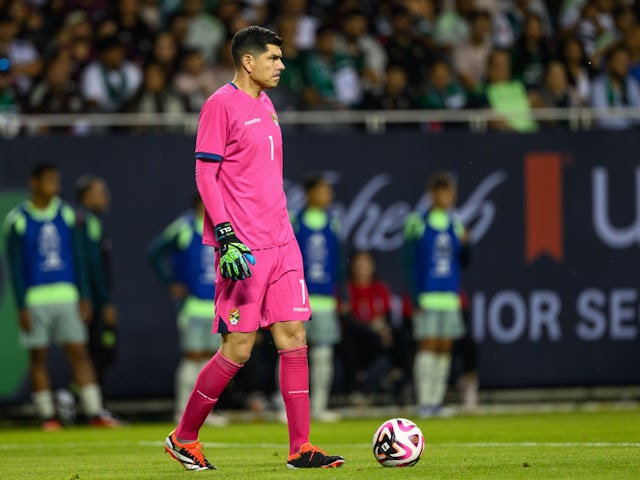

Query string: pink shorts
213 239 311 333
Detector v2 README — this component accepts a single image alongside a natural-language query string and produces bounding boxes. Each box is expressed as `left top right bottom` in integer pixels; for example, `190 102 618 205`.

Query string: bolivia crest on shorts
229 308 240 325
271 111 279 126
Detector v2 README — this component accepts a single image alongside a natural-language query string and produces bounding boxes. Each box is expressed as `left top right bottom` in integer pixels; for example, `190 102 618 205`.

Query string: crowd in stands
1 0 640 131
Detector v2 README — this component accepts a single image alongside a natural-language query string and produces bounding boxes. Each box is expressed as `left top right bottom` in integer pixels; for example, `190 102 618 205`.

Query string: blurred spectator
560 36 593 106
208 38 236 90
9 0 48 53
559 0 588 33
80 35 142 112
303 25 362 109
173 48 220 112
139 0 162 32
110 0 155 62
590 44 640 130
418 59 467 112
274 0 319 51
28 52 86 134
125 61 187 122
0 56 20 114
149 31 180 82
335 8 388 95
215 0 248 33
499 0 553 41
612 3 637 40
269 15 308 110
62 0 111 22
0 57 22 138
624 24 640 83
182 0 226 63
577 0 616 65
341 250 394 400
405 0 438 38
511 13 555 91
452 9 493 92
470 49 538 132
434 0 474 48
166 11 190 57
383 4 433 95
359 63 415 111
0 12 43 95
534 61 579 129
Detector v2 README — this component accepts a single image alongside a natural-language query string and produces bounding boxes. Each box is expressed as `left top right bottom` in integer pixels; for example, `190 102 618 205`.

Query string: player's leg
265 243 344 468
413 309 441 416
305 310 341 422
54 302 115 426
431 337 454 411
23 305 60 430
430 310 466 416
29 347 60 429
176 330 254 440
175 303 209 422
165 330 252 471
166 248 269 470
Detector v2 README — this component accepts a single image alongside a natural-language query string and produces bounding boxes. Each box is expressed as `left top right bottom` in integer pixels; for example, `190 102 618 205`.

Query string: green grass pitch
0 408 638 479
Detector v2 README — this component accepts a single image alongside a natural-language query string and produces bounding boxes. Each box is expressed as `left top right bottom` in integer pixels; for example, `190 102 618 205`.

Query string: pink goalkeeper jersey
195 82 295 249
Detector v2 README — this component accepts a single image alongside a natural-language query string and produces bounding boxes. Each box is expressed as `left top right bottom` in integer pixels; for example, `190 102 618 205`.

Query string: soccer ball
372 417 425 467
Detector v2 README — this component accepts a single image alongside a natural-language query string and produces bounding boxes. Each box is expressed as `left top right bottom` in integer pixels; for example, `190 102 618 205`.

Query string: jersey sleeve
195 98 229 162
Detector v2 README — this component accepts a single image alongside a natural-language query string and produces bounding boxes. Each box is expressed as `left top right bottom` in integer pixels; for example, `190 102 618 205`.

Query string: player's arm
67 206 92 320
146 219 189 301
194 99 254 281
146 220 181 285
3 212 27 310
84 212 113 305
402 213 422 309
331 213 349 312
453 215 471 268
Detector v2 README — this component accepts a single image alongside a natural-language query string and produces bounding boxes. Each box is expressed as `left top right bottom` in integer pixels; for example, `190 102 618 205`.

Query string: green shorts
22 303 87 348
412 309 465 340
178 297 221 353
304 310 341 346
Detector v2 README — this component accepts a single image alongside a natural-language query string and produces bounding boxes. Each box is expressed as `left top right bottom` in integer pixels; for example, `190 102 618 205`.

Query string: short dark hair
31 163 58 179
301 171 328 193
428 172 456 191
75 174 102 202
231 26 282 68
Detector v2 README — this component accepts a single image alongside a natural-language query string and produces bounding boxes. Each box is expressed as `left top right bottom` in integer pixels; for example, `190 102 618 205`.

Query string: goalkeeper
164 26 344 471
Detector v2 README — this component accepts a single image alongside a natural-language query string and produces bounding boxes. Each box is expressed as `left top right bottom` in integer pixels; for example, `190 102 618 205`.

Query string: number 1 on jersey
268 135 274 161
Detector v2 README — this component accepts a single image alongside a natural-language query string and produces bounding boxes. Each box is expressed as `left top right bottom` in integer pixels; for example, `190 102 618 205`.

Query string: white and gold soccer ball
372 418 425 467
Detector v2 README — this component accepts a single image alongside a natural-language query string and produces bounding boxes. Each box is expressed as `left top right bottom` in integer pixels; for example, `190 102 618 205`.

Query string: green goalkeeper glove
214 222 256 281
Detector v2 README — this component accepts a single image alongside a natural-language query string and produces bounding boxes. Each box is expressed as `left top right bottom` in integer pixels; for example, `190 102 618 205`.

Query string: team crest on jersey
271 111 279 126
229 308 240 325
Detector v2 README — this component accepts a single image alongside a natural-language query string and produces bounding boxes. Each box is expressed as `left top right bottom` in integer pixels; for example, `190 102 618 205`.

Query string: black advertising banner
0 131 638 402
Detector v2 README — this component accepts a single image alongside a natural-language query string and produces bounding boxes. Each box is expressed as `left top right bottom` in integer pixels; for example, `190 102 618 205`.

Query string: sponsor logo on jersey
244 117 261 126
271 111 279 126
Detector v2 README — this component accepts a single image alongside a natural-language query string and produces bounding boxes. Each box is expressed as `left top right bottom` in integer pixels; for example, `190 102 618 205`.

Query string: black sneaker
164 430 217 471
287 442 345 469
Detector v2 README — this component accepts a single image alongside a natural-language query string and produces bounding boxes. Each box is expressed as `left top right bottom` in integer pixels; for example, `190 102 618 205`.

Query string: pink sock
176 351 242 441
279 346 310 455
